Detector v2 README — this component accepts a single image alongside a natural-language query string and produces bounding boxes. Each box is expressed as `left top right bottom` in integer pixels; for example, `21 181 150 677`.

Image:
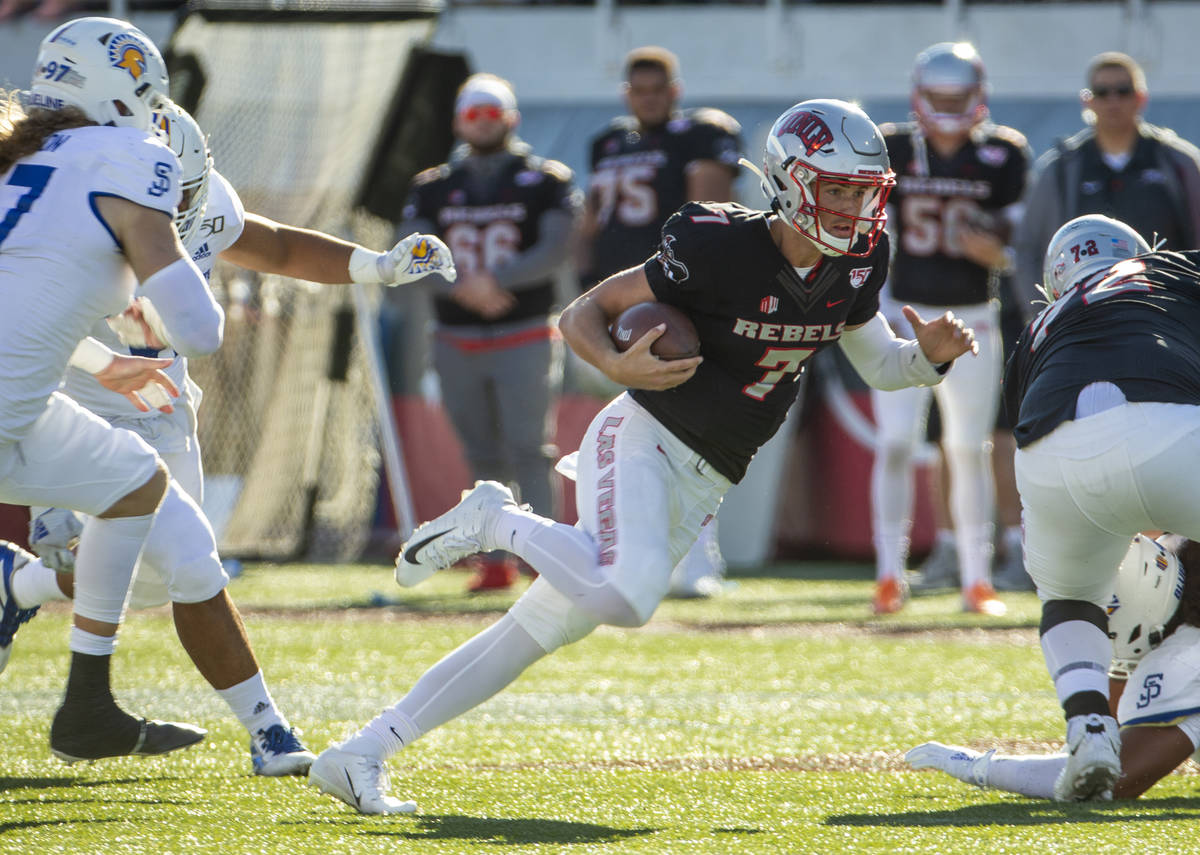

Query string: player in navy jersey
869 42 1032 616
308 99 978 815
1002 213 1200 801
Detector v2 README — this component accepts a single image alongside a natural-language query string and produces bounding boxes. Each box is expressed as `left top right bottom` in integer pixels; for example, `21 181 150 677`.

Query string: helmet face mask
762 99 895 258
1041 214 1151 301
30 17 169 133
911 42 989 137
1107 534 1185 676
152 102 212 249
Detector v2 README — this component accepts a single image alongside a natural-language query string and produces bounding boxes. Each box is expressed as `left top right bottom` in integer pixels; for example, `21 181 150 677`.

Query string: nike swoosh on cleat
345 769 362 807
826 298 846 308
403 529 452 565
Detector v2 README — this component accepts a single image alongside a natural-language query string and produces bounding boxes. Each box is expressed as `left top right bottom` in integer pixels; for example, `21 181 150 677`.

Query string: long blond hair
0 90 95 174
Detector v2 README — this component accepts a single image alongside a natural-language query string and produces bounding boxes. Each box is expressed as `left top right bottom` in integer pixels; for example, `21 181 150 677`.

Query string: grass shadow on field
0 818 121 834
826 796 1200 827
357 814 656 845
0 776 150 790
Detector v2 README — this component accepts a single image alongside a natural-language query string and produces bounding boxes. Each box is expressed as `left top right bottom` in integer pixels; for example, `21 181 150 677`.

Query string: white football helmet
759 99 895 257
1041 214 1150 301
1106 534 1184 677
30 16 169 133
911 42 989 136
152 101 212 248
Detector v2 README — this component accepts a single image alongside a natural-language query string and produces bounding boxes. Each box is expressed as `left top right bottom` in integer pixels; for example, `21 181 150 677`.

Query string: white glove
349 233 456 286
29 507 84 574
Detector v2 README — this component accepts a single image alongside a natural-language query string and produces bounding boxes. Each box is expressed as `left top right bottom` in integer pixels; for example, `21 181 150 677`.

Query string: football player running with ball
869 42 1032 616
308 99 978 814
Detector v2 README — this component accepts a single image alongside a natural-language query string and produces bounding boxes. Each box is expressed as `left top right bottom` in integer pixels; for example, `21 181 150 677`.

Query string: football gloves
349 233 456 287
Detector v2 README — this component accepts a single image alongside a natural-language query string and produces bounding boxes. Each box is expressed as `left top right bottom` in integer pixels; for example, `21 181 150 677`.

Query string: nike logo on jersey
826 298 846 308
403 529 452 565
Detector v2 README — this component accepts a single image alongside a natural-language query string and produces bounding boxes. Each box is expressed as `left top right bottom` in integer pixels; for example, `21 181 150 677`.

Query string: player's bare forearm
223 213 356 283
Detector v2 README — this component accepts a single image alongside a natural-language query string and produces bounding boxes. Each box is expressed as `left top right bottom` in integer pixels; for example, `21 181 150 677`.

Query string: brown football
611 302 700 360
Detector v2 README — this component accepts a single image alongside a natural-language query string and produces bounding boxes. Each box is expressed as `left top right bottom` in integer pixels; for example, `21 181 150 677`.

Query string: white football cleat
250 724 317 777
905 742 995 788
1054 713 1121 801
395 480 520 587
308 747 417 815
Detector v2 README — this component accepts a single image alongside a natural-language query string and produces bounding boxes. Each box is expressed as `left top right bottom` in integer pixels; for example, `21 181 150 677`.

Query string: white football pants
1016 400 1200 605
870 299 1001 586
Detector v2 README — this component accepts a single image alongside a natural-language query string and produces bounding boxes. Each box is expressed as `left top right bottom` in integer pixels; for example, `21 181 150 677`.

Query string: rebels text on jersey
587 109 741 284
884 122 1029 306
636 202 888 483
1005 250 1200 448
404 151 576 327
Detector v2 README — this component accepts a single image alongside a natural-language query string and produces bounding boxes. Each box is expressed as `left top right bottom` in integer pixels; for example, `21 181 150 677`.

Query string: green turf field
3 562 1198 854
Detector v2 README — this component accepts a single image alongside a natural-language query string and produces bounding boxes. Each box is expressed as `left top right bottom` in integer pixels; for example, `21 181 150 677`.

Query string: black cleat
50 707 206 763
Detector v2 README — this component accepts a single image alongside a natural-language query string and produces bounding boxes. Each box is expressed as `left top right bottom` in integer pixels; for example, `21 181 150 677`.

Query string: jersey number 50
901 196 981 258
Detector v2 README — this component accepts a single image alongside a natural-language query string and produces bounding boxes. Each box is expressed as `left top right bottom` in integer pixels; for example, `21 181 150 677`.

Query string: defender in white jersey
8 99 455 774
907 535 1200 800
0 16 220 763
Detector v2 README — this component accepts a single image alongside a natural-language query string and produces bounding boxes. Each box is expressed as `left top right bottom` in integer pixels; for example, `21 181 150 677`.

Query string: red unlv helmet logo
776 111 834 157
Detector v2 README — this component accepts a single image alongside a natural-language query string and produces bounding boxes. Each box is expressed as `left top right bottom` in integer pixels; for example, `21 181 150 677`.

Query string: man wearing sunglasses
393 73 582 592
1015 51 1200 309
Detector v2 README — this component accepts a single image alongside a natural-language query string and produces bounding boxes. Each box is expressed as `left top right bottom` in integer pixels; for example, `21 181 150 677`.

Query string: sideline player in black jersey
869 42 1031 616
307 99 978 815
579 45 742 287
1001 213 1200 802
395 73 581 592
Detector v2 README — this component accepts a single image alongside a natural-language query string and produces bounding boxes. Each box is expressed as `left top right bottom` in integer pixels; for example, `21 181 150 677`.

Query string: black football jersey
586 108 742 285
884 122 1030 306
402 150 577 327
635 202 889 483
1005 249 1200 447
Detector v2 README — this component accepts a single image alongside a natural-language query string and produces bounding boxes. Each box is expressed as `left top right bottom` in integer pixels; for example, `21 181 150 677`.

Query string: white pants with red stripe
509 393 729 648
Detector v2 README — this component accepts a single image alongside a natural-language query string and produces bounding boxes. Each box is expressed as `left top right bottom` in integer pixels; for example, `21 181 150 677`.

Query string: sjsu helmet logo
775 111 834 157
108 33 149 81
